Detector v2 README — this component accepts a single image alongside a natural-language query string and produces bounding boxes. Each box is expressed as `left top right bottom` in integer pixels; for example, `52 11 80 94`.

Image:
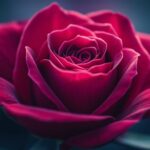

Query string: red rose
0 3 150 149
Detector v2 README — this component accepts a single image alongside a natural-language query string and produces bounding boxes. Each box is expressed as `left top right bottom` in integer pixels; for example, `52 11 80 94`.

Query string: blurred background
0 0 150 150
0 0 150 33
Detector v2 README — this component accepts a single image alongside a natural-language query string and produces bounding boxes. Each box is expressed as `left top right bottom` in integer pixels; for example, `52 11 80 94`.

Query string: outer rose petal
83 22 117 35
122 89 150 119
0 22 25 81
3 103 113 139
87 11 138 47
62 120 136 148
26 46 68 111
93 48 139 115
88 10 150 101
0 78 17 106
0 78 114 139
62 89 150 149
138 32 150 54
13 3 92 104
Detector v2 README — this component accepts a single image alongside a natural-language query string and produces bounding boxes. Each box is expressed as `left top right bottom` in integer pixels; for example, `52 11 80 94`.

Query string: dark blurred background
0 0 150 33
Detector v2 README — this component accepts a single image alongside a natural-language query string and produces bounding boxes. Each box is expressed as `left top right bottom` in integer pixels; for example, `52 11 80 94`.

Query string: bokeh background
0 0 150 150
0 0 150 33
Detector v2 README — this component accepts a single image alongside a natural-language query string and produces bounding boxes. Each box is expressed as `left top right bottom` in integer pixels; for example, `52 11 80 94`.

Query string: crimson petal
0 77 113 140
40 58 117 113
48 24 95 53
62 89 150 148
13 3 91 107
62 120 136 148
93 48 139 115
0 22 25 81
0 78 17 105
138 32 150 54
2 103 113 139
84 22 117 35
26 46 67 111
88 11 150 97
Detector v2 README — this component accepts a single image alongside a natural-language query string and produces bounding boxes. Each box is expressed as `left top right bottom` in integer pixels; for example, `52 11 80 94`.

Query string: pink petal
55 35 107 68
13 3 91 107
88 11 150 98
95 32 123 64
62 89 150 148
93 48 139 115
48 24 95 53
78 58 105 68
54 54 83 70
26 46 67 111
122 89 150 119
88 62 113 74
0 21 25 81
0 78 17 105
138 32 150 54
2 102 113 139
39 42 66 69
87 11 135 47
58 35 98 55
40 58 117 113
62 120 136 148
84 22 117 35
79 32 123 75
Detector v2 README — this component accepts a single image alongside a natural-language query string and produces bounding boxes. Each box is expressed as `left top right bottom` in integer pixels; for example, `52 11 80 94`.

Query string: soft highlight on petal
2 102 113 139
138 32 150 54
26 46 68 111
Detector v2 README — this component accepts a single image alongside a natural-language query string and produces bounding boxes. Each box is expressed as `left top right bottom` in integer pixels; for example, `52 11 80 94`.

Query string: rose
0 2 150 149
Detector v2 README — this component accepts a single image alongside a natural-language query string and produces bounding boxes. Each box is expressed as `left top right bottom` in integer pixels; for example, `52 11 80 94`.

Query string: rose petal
62 89 150 148
46 35 89 70
93 48 139 115
54 54 83 70
26 46 68 111
137 33 150 91
79 32 123 71
41 32 122 113
2 102 113 139
62 120 136 148
88 11 150 98
56 35 107 68
48 24 95 53
78 58 105 68
88 62 113 74
0 78 17 106
76 47 97 61
0 77 113 140
65 56 81 64
95 32 123 64
39 42 66 69
84 22 117 35
13 3 91 107
88 11 135 47
0 22 25 81
138 32 150 54
122 89 150 119
58 35 98 56
40 59 117 113
88 36 107 59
